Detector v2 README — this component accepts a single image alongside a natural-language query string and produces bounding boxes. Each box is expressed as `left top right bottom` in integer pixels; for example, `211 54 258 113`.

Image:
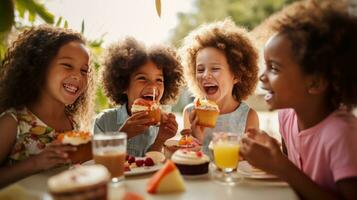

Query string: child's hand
157 113 178 142
31 141 76 172
240 129 287 176
119 112 155 138
189 110 205 142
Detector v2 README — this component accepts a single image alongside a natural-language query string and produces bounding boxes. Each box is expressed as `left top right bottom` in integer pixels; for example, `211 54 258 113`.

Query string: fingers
189 110 196 123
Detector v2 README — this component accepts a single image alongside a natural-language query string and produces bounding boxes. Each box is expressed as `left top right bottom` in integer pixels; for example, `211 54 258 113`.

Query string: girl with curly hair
0 25 94 188
241 1 357 199
94 37 183 157
180 18 260 155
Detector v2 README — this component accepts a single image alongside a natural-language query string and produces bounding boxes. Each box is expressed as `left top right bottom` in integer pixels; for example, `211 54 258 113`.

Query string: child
180 19 260 155
240 1 357 199
0 25 94 188
93 37 184 157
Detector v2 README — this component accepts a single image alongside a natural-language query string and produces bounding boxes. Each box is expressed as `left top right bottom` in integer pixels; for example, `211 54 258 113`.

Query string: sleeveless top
186 101 250 157
0 107 76 164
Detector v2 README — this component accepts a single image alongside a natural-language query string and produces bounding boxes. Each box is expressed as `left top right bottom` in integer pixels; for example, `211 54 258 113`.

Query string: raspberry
128 156 136 164
135 159 144 167
144 157 154 166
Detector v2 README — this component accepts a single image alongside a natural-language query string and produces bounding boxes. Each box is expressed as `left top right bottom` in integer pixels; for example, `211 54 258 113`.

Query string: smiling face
260 33 310 111
126 60 164 111
43 41 90 106
195 47 238 104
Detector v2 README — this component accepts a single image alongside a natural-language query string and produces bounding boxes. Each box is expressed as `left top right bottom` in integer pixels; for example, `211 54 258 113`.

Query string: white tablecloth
2 165 299 200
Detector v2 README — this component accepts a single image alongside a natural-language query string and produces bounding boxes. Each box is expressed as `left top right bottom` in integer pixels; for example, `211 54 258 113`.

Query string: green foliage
170 0 299 47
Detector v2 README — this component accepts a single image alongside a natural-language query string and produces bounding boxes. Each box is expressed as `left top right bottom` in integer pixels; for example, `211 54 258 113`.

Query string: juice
213 141 240 170
94 150 126 178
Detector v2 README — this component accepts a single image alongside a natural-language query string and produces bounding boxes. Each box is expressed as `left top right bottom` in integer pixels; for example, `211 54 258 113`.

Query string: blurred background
1 0 356 139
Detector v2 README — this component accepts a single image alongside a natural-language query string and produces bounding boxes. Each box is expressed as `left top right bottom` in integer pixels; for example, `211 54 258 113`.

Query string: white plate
82 159 163 176
125 164 162 176
238 161 278 179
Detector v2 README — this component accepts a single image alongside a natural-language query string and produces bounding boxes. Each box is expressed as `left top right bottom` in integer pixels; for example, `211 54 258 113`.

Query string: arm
241 131 353 200
0 114 75 189
149 113 177 152
245 109 259 131
183 106 191 129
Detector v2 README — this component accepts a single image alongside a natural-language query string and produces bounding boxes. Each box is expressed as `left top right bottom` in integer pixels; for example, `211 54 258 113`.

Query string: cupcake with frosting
48 165 110 200
194 98 219 128
131 98 161 124
171 149 209 175
57 131 92 164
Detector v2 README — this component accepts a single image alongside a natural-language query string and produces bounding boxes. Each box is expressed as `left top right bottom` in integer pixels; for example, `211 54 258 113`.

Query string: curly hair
0 25 95 130
102 37 184 105
268 0 357 110
179 18 259 102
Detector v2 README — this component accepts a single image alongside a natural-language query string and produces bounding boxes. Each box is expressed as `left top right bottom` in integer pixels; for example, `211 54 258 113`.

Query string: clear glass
92 132 127 184
212 132 242 185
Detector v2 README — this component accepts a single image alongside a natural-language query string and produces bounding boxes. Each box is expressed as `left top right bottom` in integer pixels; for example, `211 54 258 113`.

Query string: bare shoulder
246 109 259 130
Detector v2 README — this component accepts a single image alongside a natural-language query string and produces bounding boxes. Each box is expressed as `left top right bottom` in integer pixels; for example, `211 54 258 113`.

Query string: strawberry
144 157 154 166
135 159 144 167
128 156 136 164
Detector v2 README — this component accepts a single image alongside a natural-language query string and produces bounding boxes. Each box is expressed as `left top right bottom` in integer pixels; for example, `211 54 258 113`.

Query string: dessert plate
125 164 163 176
238 161 278 179
82 159 163 176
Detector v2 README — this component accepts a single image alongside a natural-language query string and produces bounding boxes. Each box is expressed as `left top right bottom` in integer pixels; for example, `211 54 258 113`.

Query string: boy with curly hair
94 37 184 157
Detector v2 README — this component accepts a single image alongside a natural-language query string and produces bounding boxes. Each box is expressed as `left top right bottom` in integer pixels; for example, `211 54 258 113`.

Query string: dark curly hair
179 18 259 102
268 0 357 110
0 25 95 129
102 37 184 105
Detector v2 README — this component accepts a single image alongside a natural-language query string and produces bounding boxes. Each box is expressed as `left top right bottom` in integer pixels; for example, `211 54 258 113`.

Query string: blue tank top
186 101 250 157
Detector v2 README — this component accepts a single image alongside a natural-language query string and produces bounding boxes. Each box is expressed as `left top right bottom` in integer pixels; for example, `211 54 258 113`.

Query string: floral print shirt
1 107 76 164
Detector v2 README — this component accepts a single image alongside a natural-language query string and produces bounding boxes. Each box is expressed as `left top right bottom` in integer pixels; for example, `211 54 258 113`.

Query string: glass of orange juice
92 132 127 184
212 132 241 185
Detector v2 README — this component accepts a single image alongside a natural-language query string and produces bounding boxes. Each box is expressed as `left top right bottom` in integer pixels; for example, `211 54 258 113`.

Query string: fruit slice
147 160 185 194
145 151 165 164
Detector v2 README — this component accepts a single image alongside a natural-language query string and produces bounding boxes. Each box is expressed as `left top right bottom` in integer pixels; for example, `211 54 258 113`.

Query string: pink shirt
279 109 357 190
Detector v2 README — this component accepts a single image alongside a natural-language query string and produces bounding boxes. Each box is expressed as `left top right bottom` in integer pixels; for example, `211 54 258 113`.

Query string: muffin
57 131 92 164
131 98 161 124
171 149 209 175
194 98 219 128
48 165 110 200
163 129 201 159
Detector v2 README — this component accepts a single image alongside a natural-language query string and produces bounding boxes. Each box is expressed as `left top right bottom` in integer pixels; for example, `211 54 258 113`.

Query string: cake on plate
48 165 110 200
194 98 219 128
131 98 161 124
57 131 92 164
147 160 185 194
171 149 209 175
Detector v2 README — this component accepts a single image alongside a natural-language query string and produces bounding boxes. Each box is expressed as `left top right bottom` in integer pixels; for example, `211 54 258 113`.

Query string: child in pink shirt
240 1 357 200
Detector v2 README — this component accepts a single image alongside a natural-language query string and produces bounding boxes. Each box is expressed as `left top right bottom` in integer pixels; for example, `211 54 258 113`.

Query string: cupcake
194 98 219 128
57 131 92 164
48 165 110 200
171 149 209 175
163 129 201 159
131 98 161 124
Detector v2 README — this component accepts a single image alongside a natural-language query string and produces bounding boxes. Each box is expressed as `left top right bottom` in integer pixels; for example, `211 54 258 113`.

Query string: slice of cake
194 98 219 128
57 131 92 164
147 160 185 194
48 165 110 200
131 98 161 124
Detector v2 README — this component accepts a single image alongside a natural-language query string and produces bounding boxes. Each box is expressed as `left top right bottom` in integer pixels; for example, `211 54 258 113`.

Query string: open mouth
261 87 274 101
141 94 156 101
203 83 218 95
63 83 79 94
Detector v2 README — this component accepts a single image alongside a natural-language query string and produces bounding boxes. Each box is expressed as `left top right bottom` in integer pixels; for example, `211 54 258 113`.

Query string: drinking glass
92 132 127 184
212 132 242 185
